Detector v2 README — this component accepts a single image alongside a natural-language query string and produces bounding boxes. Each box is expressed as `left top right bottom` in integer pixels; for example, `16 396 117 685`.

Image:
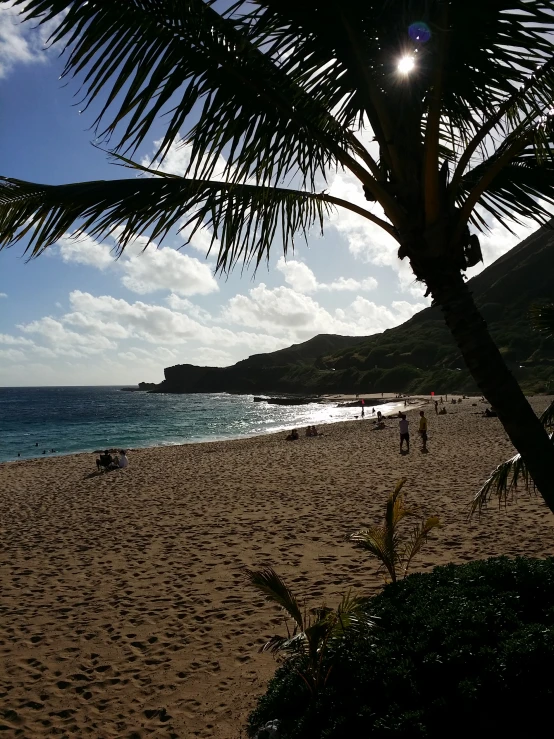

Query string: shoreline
0 397 424 467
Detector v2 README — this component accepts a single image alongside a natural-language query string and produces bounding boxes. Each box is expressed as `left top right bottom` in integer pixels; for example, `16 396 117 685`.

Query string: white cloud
276 257 318 293
327 170 399 269
180 224 222 255
0 333 34 346
66 290 285 353
276 257 378 294
320 276 378 292
141 136 229 181
0 348 25 361
54 230 219 297
57 234 116 270
0 2 62 79
18 316 117 356
0 292 7 298
224 283 425 340
166 293 214 322
121 244 218 297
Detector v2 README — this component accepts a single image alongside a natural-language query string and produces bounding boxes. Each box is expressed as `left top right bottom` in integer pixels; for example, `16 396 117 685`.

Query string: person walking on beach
361 398 365 418
434 400 439 415
419 410 428 452
399 413 410 454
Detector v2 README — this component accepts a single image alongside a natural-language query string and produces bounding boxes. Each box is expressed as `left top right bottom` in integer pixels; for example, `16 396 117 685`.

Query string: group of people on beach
286 426 321 441
96 449 129 472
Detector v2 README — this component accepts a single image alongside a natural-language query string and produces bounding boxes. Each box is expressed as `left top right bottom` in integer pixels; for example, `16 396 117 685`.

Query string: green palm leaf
0 175 335 270
471 451 531 514
244 567 304 631
9 0 370 192
402 517 441 576
352 479 439 582
350 526 398 582
0 172 396 269
471 435 554 514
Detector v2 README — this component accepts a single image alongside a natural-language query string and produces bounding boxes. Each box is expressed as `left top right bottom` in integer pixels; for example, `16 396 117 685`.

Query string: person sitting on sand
439 407 447 415
305 426 313 437
311 425 321 436
286 429 299 441
96 450 113 471
118 450 129 468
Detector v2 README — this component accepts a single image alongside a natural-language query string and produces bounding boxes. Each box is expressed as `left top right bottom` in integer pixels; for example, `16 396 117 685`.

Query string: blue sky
0 4 538 386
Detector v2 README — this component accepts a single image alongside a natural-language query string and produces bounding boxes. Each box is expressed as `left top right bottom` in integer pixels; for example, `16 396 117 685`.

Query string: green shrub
247 557 554 739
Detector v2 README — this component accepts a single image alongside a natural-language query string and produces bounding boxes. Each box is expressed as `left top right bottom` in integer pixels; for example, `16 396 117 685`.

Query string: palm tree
245 566 374 693
472 302 554 513
350 478 440 583
2 1 554 506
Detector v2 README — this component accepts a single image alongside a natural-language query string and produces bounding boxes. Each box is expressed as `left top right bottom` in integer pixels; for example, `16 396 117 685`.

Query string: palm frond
451 55 554 194
458 149 554 233
259 633 306 655
471 451 532 514
333 591 376 636
0 175 336 272
350 526 397 582
8 0 373 194
530 303 554 339
245 567 304 630
402 517 441 576
539 399 554 430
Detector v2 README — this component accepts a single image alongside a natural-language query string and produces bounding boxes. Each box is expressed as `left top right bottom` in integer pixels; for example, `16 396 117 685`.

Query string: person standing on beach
434 400 439 415
419 410 428 452
361 398 365 418
399 414 410 454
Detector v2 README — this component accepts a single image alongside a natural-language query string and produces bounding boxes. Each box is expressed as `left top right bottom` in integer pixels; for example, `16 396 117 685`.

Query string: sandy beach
2 396 554 738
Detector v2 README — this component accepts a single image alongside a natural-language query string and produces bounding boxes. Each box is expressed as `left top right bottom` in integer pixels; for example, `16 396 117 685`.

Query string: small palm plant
245 567 374 694
350 478 440 583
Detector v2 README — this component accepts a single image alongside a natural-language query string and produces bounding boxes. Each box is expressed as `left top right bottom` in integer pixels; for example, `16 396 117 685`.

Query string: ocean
0 386 403 463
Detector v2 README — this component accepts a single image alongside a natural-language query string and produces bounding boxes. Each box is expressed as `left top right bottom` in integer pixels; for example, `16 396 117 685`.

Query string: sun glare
398 56 415 74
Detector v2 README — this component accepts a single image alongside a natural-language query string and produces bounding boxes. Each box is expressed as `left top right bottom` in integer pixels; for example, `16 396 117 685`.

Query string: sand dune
1 396 554 738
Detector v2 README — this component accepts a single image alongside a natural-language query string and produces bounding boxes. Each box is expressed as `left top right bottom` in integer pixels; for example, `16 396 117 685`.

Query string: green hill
320 222 554 394
148 222 554 395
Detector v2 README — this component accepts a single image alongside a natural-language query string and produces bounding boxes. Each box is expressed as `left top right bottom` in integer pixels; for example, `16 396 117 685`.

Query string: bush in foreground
248 557 554 739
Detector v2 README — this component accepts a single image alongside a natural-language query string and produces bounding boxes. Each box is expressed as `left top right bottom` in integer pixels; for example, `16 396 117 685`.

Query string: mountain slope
147 223 554 395
323 222 554 392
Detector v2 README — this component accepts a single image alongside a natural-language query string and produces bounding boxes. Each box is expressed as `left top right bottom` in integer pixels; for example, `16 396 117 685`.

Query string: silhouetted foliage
248 557 554 739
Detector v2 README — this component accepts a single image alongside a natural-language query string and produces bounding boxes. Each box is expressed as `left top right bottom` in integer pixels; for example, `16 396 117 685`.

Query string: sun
398 56 415 74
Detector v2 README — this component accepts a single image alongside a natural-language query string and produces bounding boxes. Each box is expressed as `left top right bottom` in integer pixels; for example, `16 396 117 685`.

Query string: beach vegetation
350 478 440 583
245 567 374 695
2 2 554 506
248 556 554 739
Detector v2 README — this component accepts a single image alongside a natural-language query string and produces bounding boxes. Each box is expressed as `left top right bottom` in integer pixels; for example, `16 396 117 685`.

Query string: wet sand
1 396 554 738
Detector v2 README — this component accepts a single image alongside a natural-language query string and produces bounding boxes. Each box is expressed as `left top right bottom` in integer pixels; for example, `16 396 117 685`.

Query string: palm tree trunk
426 269 554 514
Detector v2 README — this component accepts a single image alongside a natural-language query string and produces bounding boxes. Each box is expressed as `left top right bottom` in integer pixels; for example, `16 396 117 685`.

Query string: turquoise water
0 387 403 463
